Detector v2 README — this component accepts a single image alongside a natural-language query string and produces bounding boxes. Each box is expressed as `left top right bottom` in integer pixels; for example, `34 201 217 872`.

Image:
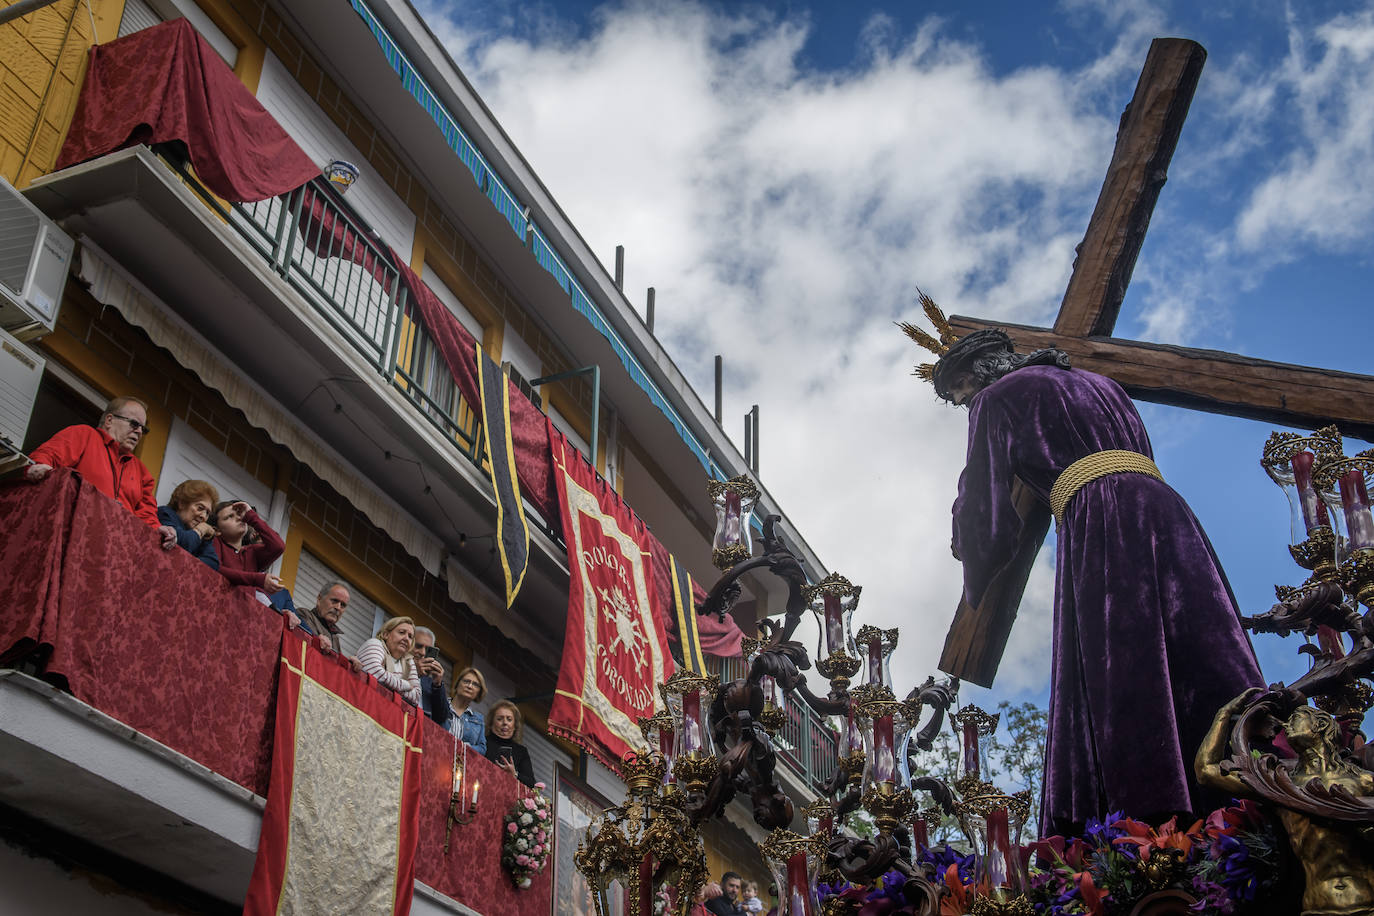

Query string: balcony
0 470 544 913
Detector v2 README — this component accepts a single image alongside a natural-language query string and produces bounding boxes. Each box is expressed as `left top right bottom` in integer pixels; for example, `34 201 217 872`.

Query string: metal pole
714 356 723 424
0 0 63 27
614 245 624 290
645 287 655 332
744 411 752 467
751 404 759 474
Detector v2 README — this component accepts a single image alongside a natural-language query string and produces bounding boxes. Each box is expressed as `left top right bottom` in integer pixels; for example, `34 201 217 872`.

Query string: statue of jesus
903 294 1265 835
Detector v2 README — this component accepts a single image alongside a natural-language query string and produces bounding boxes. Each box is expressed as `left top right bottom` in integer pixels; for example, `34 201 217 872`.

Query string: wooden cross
949 38 1374 443
940 38 1374 687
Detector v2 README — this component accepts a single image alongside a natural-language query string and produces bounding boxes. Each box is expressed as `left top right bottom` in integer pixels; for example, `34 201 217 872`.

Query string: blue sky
417 0 1374 723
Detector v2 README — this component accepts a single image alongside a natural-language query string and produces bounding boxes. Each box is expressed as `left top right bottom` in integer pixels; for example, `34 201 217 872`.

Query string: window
292 549 386 655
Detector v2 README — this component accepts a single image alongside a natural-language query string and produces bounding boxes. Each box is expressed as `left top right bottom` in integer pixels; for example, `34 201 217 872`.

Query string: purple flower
916 844 976 884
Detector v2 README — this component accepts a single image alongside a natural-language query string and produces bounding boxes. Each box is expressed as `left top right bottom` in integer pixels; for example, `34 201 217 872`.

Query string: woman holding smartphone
484 699 535 787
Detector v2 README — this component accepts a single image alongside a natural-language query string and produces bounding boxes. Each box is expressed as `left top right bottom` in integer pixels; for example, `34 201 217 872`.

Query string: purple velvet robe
952 365 1264 833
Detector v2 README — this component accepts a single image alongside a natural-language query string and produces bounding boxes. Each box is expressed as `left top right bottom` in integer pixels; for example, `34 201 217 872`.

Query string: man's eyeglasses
109 414 150 434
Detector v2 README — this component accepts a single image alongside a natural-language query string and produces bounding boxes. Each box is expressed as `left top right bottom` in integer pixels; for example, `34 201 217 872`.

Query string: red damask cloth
56 19 318 202
547 424 676 771
246 632 423 916
413 718 554 913
0 469 280 791
0 472 552 915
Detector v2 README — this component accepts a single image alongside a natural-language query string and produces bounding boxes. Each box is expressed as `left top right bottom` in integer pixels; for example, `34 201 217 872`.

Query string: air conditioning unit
0 176 73 340
0 325 44 472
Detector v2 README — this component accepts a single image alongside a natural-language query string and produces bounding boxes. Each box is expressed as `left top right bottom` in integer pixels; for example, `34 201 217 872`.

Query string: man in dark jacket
411 626 451 727
705 872 745 915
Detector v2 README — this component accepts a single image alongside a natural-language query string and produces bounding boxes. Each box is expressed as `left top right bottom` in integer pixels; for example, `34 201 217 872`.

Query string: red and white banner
547 422 675 770
245 631 424 916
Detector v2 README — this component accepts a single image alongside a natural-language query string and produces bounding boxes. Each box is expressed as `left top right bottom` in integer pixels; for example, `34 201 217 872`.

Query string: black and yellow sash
476 344 529 606
669 555 706 673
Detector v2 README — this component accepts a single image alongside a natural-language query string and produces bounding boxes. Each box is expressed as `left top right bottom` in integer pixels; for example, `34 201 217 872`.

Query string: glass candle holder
803 572 862 657
707 476 759 570
1262 427 1345 578
854 625 898 689
760 830 825 916
660 671 721 794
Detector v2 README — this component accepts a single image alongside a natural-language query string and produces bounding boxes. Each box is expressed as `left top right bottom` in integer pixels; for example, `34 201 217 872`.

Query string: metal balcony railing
703 655 839 795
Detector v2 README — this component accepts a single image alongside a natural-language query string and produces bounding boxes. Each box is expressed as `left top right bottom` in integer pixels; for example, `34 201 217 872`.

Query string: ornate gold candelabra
575 751 708 916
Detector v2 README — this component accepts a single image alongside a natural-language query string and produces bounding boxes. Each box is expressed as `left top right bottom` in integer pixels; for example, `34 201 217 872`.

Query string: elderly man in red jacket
27 395 176 548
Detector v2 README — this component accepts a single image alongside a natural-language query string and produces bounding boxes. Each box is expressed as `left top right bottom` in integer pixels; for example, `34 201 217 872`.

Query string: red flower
1111 815 1203 860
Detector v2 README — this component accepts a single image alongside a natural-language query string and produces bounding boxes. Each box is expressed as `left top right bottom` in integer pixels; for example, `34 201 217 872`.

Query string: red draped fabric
0 472 552 914
246 632 423 916
0 470 281 790
645 537 744 659
398 262 557 520
56 19 318 202
412 719 553 912
547 424 675 771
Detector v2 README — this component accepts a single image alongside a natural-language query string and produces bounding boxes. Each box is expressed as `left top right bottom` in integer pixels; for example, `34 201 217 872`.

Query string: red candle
823 594 844 655
841 702 862 757
785 850 814 916
682 689 702 754
1339 468 1374 550
962 720 981 779
985 807 1013 890
873 714 895 783
639 852 654 915
866 636 883 687
724 490 742 545
1291 451 1331 533
658 728 676 785
912 817 929 854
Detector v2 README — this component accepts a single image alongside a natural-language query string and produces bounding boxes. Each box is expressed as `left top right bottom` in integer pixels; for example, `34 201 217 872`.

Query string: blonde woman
356 616 421 705
446 666 487 755
484 699 535 787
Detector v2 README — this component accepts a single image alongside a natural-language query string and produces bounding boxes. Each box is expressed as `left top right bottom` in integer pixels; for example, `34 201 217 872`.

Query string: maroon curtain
413 719 553 912
56 19 318 202
0 472 553 914
645 530 743 659
0 470 281 791
397 262 557 521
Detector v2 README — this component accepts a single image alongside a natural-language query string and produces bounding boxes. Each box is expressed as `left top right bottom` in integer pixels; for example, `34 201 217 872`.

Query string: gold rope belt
1049 450 1164 526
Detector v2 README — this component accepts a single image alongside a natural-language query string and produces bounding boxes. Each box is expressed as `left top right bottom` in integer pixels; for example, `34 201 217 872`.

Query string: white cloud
1236 8 1374 251
415 0 1373 703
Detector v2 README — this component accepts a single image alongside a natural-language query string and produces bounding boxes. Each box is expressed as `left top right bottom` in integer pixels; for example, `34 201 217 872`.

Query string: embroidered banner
476 344 530 606
669 555 707 673
245 631 424 916
547 422 673 770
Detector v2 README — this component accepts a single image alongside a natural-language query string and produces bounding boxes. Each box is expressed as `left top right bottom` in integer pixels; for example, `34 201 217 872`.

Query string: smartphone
424 645 440 659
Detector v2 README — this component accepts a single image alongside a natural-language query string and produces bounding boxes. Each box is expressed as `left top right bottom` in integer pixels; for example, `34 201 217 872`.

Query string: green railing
704 654 838 795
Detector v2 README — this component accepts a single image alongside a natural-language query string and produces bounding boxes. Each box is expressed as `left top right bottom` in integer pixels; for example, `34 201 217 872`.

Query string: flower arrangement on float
814 800 1283 915
501 781 554 889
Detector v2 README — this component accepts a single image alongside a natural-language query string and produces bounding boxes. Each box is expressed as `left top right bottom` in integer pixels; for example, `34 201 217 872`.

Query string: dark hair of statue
932 329 1072 401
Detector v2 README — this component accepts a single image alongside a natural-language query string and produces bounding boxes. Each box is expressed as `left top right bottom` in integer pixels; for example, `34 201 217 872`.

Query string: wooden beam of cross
951 37 1374 443
940 37 1374 688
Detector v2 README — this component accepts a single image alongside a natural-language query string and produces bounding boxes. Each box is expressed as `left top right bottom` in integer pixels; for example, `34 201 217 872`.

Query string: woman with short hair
158 479 220 570
446 666 487 755
356 616 421 705
484 699 535 787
